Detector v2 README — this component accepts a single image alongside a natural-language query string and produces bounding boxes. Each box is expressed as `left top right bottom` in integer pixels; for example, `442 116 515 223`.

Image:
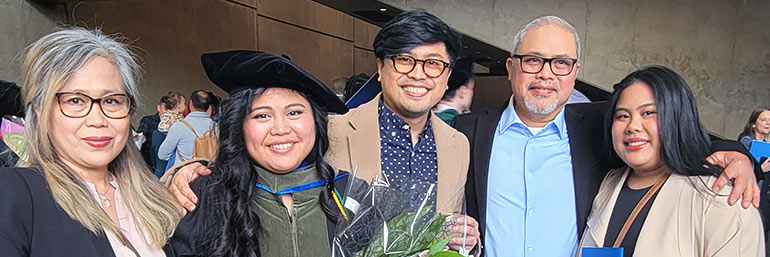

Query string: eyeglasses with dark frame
511 54 577 76
55 92 134 119
387 55 450 78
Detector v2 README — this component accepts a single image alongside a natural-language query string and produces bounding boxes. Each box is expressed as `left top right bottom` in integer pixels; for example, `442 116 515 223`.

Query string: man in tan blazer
325 10 470 215
326 92 469 214
325 12 476 252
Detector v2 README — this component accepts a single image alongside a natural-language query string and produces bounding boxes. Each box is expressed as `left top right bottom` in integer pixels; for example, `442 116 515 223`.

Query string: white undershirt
525 125 546 136
84 178 166 257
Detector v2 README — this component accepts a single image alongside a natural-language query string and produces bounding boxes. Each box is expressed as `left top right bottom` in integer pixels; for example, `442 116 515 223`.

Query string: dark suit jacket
454 102 611 245
138 113 160 168
0 167 117 257
453 101 759 249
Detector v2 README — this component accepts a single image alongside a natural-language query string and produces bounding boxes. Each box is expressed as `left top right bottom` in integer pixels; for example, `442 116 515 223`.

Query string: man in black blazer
453 15 760 257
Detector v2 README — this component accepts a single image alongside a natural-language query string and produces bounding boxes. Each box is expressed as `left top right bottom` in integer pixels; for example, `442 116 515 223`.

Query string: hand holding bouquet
332 168 477 257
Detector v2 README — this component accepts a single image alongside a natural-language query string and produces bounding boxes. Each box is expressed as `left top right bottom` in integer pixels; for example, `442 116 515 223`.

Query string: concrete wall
0 0 65 85
382 0 770 138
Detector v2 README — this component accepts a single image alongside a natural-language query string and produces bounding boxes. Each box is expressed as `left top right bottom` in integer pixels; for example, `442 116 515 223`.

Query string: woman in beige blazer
578 65 764 257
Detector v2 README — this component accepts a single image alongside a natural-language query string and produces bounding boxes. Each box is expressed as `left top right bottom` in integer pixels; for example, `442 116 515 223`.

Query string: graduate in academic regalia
169 51 359 257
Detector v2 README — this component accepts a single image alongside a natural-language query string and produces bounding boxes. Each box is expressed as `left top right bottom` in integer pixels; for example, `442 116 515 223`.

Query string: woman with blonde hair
0 27 180 256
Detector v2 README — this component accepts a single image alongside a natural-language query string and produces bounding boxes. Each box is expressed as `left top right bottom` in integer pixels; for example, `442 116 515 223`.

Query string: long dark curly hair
197 87 340 257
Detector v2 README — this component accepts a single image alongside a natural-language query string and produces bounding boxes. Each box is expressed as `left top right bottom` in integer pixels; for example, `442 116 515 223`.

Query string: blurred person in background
435 57 474 124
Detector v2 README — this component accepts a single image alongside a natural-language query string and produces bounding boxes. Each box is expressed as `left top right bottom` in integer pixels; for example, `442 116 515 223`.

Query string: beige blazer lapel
345 95 383 183
633 174 688 257
432 115 465 213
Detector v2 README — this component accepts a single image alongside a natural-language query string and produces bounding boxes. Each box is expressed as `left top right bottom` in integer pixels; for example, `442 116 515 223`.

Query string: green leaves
355 206 455 257
428 237 451 255
430 251 464 257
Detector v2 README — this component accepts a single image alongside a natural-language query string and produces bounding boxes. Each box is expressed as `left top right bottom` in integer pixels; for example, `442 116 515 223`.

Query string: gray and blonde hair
510 15 581 60
20 27 180 247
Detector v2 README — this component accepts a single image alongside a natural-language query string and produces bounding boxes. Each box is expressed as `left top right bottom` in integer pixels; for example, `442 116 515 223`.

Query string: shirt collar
378 97 433 135
498 96 568 139
434 103 455 113
254 163 321 194
82 174 118 191
186 111 209 118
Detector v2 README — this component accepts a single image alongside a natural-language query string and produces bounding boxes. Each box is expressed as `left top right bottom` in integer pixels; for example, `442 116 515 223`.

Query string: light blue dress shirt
485 98 578 257
157 111 215 164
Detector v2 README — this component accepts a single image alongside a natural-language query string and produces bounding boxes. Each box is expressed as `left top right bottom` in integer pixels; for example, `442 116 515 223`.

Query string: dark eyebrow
250 106 271 113
285 103 307 109
250 103 307 113
405 51 448 61
62 89 123 98
614 103 656 113
636 103 656 110
423 53 446 59
614 107 630 113
520 52 576 59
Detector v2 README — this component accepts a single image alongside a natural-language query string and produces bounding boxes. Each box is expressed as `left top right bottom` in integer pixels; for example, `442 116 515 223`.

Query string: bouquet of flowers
332 168 471 257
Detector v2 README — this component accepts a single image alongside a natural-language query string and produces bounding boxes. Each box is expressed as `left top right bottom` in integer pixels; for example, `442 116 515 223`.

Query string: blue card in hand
582 247 623 257
750 140 770 162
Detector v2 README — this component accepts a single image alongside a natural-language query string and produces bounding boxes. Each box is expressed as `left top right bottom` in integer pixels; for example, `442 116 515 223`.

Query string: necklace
96 182 112 208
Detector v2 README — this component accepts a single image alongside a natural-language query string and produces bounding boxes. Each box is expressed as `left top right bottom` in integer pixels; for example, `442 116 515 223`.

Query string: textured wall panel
258 16 354 89
354 19 379 51
258 0 354 40
70 0 258 119
354 48 377 76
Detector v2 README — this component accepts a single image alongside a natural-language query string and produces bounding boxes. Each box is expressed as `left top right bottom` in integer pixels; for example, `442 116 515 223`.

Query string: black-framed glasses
56 92 134 119
512 54 577 76
387 55 450 78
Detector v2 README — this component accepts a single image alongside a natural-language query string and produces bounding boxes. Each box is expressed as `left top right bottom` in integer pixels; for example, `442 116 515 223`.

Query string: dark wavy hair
197 87 340 257
604 65 719 176
373 10 462 67
738 107 770 140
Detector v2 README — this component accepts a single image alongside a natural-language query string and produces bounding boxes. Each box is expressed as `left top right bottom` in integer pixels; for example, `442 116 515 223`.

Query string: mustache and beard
523 82 561 115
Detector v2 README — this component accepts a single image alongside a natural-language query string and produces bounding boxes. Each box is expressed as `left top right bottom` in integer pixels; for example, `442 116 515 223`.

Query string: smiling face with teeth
243 88 316 174
611 82 665 173
507 24 580 125
377 42 451 120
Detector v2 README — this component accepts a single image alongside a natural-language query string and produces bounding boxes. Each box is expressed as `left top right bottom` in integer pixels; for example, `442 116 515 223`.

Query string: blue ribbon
255 173 349 195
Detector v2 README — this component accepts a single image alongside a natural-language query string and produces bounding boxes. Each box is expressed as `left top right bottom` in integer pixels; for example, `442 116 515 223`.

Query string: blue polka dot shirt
378 100 438 209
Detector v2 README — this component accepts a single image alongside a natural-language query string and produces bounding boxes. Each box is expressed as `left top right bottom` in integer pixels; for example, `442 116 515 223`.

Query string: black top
0 167 118 257
0 139 19 167
138 113 160 169
603 178 661 257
